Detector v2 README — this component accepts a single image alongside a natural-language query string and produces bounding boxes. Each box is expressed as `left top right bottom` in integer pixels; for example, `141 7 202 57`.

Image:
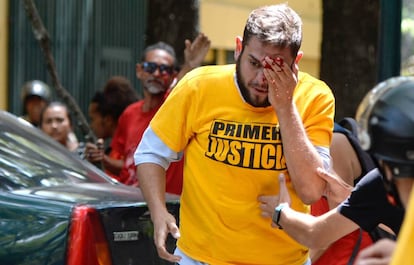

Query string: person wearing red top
111 34 210 194
112 96 185 193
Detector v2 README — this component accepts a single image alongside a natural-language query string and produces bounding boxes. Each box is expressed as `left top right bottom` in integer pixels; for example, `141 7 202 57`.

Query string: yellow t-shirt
150 64 335 265
390 189 414 265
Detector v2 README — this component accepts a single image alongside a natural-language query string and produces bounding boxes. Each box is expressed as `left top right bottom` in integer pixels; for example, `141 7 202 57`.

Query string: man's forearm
277 103 327 203
136 163 169 219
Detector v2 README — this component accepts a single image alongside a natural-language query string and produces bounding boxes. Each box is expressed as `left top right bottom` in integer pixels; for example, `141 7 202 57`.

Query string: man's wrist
180 62 197 72
272 203 288 229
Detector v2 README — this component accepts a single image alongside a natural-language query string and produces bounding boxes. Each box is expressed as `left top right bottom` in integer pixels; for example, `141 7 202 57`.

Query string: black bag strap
334 118 376 183
337 117 359 138
335 118 396 243
346 228 363 265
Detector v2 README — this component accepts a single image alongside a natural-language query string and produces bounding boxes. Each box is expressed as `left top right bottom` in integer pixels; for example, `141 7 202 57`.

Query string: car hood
11 182 180 206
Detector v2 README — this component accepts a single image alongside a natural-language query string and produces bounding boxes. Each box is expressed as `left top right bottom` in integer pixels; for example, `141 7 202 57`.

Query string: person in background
21 80 80 149
20 80 51 127
354 77 414 265
84 76 139 179
135 3 334 265
309 120 377 265
259 76 412 265
111 32 210 191
39 101 80 153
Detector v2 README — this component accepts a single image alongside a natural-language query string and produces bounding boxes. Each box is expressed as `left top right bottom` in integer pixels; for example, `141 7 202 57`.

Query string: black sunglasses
142 62 174 75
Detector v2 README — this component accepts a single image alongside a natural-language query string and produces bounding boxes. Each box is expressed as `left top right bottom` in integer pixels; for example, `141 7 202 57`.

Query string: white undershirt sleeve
134 126 183 170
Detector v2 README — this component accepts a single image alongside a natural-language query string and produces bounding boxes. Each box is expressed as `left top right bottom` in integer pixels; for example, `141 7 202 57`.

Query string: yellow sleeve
390 190 414 265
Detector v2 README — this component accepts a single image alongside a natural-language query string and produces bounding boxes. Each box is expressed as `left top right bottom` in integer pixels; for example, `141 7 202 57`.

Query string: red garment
111 99 183 195
311 197 373 265
104 148 124 180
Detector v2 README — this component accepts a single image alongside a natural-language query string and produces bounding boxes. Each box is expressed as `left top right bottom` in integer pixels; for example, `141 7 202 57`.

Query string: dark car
0 110 179 265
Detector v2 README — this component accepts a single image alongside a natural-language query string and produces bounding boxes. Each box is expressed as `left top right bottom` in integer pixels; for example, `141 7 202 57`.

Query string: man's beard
235 56 270 108
147 84 165 94
144 79 167 95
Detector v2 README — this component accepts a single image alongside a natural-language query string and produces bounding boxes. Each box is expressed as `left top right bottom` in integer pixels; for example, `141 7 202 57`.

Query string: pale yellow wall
0 0 8 110
200 0 322 77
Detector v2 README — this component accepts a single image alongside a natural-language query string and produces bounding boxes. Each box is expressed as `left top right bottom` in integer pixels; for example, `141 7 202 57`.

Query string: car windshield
0 111 116 191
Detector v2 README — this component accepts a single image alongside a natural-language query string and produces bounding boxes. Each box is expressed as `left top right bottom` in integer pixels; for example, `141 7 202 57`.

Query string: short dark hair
242 4 302 58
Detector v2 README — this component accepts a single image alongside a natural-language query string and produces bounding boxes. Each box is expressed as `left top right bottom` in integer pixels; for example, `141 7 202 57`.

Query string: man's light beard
144 79 167 95
147 84 165 94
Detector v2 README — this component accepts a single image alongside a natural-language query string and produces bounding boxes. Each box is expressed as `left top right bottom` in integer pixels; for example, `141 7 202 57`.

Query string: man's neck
142 93 165 112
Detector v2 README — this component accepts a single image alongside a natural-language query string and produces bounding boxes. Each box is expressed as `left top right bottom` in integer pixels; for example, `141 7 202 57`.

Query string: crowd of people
17 3 414 265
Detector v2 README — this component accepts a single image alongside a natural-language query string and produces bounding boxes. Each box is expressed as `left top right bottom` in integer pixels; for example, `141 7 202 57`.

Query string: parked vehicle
0 110 179 265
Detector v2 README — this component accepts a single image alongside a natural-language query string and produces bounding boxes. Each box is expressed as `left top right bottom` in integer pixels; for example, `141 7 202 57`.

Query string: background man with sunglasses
109 33 210 193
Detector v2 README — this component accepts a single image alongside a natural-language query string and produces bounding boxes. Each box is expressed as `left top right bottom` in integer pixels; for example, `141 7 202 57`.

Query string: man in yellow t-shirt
134 3 335 265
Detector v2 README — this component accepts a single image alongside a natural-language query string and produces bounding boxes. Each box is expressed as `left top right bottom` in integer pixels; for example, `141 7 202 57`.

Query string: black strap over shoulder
337 117 360 138
346 228 363 265
334 118 376 184
334 117 395 246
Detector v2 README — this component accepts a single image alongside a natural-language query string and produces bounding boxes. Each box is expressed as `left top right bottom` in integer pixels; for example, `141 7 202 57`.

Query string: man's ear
295 51 304 64
234 36 243 61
